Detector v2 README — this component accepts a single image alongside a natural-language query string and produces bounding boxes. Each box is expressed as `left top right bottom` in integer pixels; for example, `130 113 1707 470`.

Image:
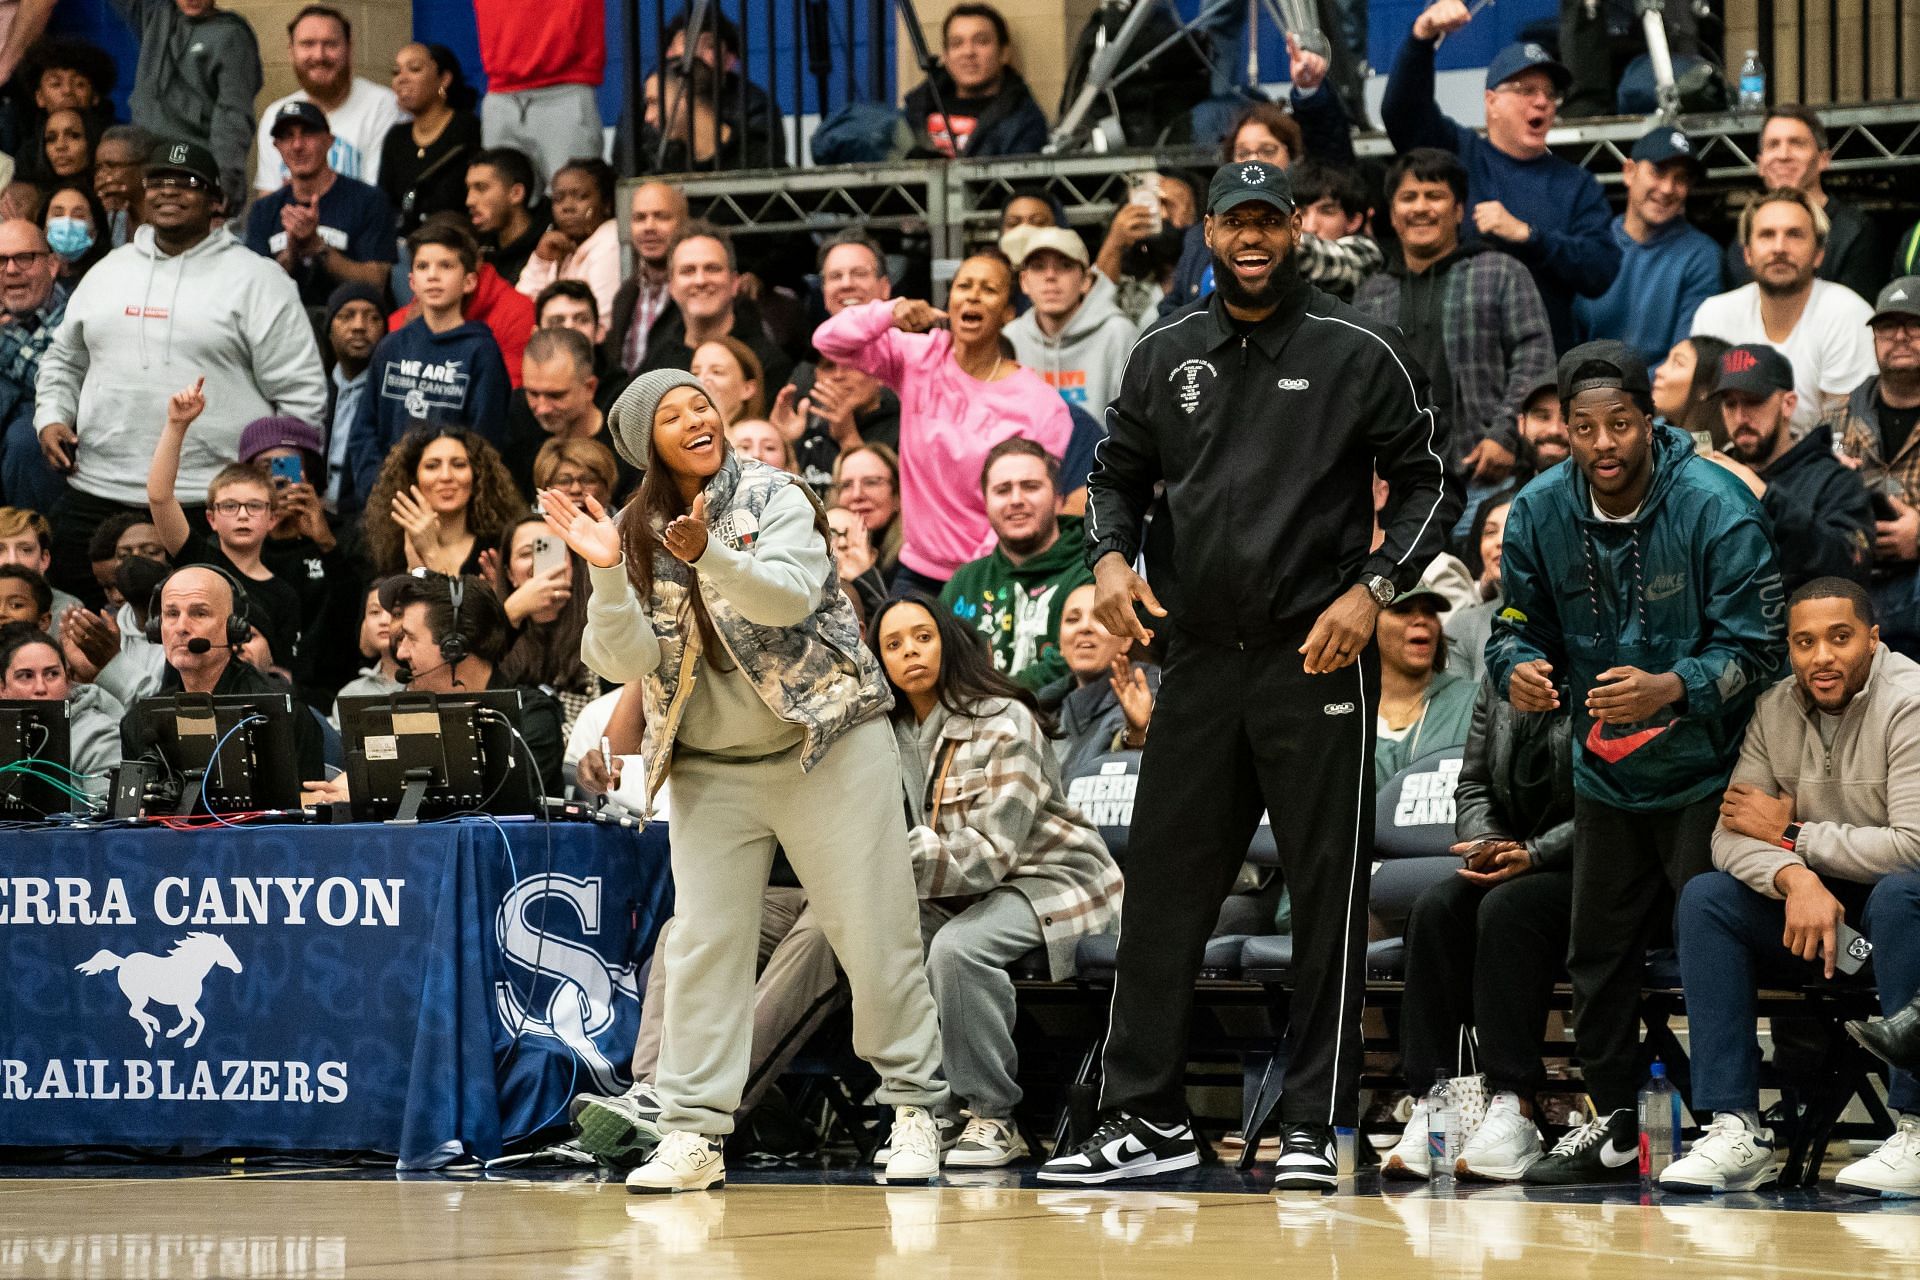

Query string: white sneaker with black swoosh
1036 1113 1200 1184
1521 1108 1640 1185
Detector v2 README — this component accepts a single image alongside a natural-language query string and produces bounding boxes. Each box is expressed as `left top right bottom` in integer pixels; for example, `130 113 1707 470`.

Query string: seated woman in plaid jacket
872 593 1123 1169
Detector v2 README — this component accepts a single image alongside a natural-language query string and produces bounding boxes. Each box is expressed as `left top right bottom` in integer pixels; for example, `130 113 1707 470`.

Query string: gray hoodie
34 224 327 508
111 0 262 203
1713 645 1920 897
70 683 126 796
1005 286 1139 416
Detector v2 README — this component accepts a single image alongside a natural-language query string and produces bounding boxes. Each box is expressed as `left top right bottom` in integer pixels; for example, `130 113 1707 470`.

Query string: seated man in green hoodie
1488 339 1786 1186
941 437 1092 693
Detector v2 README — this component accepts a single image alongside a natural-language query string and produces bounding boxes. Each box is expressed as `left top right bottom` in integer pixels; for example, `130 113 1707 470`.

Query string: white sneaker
871 1110 959 1164
1382 1100 1431 1180
882 1106 942 1183
625 1131 725 1194
1660 1113 1780 1194
1835 1114 1920 1198
945 1114 1029 1168
1456 1094 1543 1181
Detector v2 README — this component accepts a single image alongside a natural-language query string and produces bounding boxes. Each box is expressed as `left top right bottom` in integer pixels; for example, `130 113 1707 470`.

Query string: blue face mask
46 216 93 262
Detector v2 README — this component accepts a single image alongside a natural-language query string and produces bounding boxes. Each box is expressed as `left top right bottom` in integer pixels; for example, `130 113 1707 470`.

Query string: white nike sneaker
882 1106 943 1183
945 1114 1029 1168
625 1131 725 1194
1456 1093 1544 1181
1660 1113 1780 1194
1835 1114 1920 1198
1382 1099 1432 1180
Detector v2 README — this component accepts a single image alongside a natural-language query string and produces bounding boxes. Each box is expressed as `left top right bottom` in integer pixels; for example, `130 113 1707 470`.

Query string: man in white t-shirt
1691 187 1875 432
253 4 406 195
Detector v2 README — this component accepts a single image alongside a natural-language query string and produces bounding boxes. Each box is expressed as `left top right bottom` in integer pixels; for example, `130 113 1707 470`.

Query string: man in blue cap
1575 128 1722 366
1382 1 1619 355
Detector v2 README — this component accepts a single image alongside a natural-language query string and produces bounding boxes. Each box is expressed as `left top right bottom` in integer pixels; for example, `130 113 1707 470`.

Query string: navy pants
1677 869 1920 1115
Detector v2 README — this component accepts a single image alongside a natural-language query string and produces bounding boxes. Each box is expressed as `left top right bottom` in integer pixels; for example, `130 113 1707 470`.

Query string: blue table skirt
0 817 672 1168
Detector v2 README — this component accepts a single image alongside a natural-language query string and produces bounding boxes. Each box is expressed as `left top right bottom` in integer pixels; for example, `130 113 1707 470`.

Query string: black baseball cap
1631 127 1705 178
1556 340 1652 403
1208 160 1294 216
1713 343 1794 398
146 138 221 189
269 99 330 138
1485 41 1571 94
1870 276 1920 326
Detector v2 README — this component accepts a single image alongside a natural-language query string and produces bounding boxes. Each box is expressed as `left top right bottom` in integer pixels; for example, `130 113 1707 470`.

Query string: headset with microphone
394 569 468 688
146 563 255 654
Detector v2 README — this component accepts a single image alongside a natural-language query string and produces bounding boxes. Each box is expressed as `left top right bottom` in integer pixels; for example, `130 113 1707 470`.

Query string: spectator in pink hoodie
813 251 1073 592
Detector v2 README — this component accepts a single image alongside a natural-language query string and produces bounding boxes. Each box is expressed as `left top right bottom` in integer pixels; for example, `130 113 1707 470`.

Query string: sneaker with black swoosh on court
1037 1113 1200 1184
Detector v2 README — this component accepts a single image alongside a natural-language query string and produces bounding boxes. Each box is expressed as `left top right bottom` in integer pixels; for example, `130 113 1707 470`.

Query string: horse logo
75 933 243 1049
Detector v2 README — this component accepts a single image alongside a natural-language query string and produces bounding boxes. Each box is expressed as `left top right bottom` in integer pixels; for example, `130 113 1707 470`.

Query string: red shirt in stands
474 0 605 94
388 264 535 388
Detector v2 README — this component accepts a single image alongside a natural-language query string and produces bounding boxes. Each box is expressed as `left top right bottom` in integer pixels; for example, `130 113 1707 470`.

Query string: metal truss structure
642 100 1920 259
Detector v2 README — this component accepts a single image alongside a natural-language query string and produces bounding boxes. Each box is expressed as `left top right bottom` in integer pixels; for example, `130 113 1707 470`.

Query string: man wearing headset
378 572 566 794
119 564 326 781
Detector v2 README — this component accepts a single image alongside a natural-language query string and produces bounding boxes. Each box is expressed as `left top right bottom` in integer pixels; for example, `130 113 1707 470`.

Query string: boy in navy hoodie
347 223 509 500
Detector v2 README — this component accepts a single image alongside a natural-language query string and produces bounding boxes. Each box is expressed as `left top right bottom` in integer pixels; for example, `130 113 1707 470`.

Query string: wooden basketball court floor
4 1161 1920 1278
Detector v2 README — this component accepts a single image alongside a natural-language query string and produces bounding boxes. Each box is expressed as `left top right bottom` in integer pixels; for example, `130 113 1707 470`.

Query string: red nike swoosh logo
1584 719 1671 763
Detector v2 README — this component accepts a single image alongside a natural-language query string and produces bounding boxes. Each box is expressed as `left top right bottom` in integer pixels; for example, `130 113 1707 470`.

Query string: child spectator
348 221 511 502
328 582 403 726
147 379 304 667
690 337 764 426
0 563 51 628
0 506 79 623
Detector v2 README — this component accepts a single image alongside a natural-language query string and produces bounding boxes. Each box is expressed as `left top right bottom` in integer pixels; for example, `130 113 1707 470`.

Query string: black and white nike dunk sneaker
1271 1123 1338 1194
1522 1108 1640 1186
1037 1113 1201 1185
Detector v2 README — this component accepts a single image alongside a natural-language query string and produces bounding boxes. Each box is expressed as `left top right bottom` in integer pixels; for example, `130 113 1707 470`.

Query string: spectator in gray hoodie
1003 226 1138 416
110 0 263 206
33 141 326 604
0 622 125 794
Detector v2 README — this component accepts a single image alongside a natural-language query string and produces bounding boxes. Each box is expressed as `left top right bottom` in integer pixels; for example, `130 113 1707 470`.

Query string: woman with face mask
542 368 950 1195
40 185 108 282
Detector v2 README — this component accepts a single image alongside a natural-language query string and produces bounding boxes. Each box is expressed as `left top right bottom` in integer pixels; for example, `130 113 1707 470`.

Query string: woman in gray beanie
541 368 949 1194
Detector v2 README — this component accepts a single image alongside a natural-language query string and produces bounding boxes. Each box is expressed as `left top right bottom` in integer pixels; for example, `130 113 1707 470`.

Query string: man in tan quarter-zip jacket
1664 576 1920 1197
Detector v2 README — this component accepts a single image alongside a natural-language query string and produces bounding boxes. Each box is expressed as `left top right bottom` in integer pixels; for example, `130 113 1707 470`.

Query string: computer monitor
134 691 304 816
0 697 75 819
337 689 537 823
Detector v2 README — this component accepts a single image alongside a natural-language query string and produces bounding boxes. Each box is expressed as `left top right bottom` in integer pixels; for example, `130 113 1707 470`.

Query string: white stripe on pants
656 717 948 1134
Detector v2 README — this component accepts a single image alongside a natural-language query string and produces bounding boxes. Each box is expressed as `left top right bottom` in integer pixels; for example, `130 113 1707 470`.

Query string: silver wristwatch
1362 574 1397 607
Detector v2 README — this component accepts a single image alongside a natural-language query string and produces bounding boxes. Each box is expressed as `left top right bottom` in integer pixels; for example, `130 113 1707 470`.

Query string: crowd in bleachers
2 0 1918 1197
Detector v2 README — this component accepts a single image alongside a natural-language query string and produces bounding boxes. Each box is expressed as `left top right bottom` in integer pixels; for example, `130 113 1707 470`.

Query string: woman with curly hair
364 426 524 577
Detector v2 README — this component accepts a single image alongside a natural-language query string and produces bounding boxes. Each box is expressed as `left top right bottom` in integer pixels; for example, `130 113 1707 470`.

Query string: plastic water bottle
1638 1060 1681 1187
1738 51 1767 112
1427 1070 1456 1185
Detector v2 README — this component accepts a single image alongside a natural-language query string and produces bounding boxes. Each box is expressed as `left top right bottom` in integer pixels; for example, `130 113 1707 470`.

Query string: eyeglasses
1872 318 1920 338
546 470 599 490
211 500 270 517
1494 82 1564 109
0 251 48 271
144 173 210 191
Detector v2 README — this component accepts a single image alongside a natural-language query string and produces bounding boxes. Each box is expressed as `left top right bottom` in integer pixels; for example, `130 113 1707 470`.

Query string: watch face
1370 578 1395 605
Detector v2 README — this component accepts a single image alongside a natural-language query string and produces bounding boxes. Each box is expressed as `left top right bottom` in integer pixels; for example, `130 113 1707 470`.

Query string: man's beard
1000 519 1059 559
1212 246 1298 310
1755 262 1815 298
1727 424 1780 466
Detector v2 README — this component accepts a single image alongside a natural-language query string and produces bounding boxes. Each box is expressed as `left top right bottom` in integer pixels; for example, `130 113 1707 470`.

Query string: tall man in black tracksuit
1038 161 1456 1193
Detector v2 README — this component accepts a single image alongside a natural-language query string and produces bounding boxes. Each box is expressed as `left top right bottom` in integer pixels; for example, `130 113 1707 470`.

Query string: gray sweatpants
480 84 606 183
921 888 1047 1121
657 718 948 1133
631 886 847 1119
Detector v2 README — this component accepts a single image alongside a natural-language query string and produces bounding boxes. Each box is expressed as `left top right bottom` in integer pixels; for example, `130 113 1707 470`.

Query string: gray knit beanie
606 369 708 472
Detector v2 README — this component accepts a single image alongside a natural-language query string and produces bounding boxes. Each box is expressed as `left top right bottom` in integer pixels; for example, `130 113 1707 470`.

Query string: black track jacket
1086 276 1458 645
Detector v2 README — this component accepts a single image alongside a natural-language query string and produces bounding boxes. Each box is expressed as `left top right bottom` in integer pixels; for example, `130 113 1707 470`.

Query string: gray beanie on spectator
606 369 708 472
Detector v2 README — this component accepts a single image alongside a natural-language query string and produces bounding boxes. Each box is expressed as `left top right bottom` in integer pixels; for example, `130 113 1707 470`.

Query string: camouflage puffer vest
638 454 892 800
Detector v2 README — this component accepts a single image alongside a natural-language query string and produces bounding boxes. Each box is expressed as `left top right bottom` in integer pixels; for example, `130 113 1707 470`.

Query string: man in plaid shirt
1353 148 1555 537
0 220 68 512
